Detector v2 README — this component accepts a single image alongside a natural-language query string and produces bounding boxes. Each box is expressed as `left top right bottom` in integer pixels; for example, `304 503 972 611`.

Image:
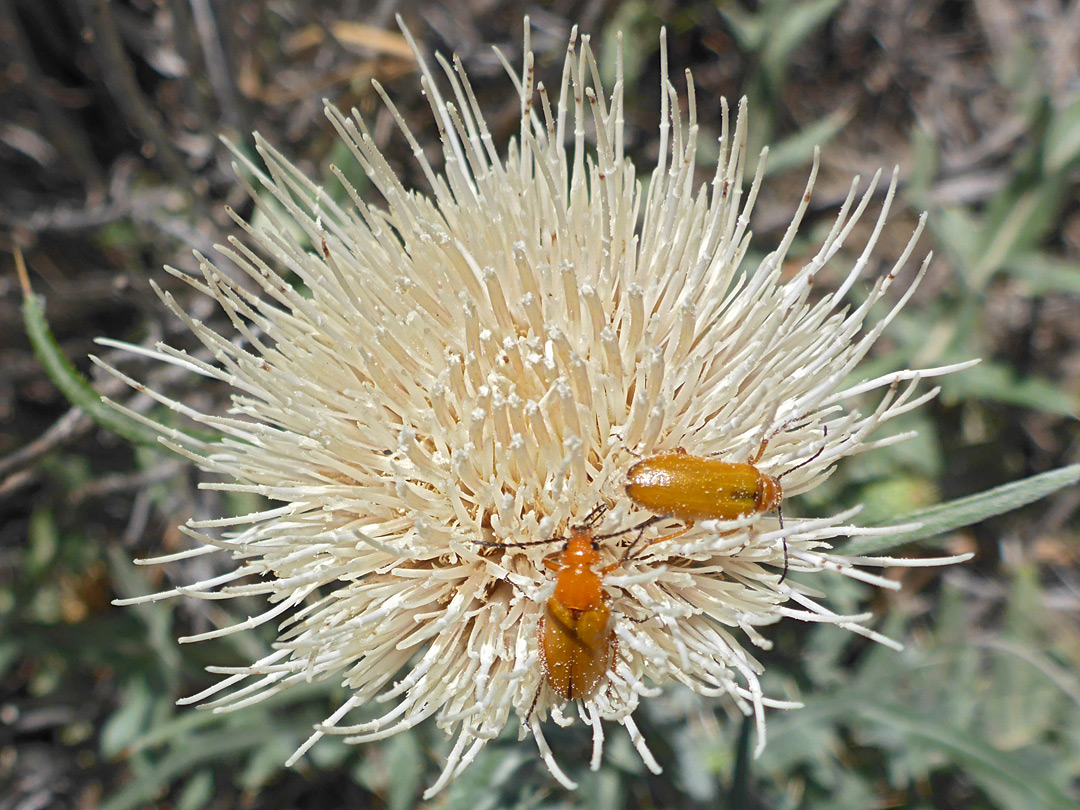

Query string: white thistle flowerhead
104 22 973 796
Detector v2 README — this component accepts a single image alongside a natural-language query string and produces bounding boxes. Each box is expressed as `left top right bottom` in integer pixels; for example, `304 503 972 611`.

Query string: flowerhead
105 22 971 795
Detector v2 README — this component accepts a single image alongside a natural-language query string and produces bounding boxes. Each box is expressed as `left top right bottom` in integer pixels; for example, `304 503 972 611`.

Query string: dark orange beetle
537 528 618 701
478 509 629 709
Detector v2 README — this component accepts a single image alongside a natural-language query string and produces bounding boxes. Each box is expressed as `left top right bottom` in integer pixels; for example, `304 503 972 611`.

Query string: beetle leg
617 518 695 566
614 519 651 564
646 522 694 547
748 434 770 465
524 679 544 730
607 636 620 693
618 605 654 625
542 552 563 572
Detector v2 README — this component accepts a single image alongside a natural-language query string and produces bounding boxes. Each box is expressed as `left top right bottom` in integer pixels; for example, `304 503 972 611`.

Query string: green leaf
841 463 1080 555
325 136 371 208
984 567 1060 747
856 704 1077 810
969 175 1069 289
101 678 154 758
926 206 982 275
761 0 843 93
905 126 940 202
105 547 182 684
176 771 215 810
240 736 300 792
0 641 20 680
386 732 424 810
26 506 59 578
98 726 276 810
1045 94 1080 173
728 714 754 809
599 0 659 89
946 361 1078 416
1001 253 1080 295
763 108 851 177
16 251 162 447
441 745 531 810
576 768 624 810
718 5 765 52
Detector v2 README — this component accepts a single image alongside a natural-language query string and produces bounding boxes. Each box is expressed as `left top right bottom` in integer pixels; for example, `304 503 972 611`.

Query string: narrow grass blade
841 463 1080 555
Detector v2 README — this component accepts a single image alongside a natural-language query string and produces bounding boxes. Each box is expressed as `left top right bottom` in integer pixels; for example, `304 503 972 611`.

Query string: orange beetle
624 447 781 523
625 428 826 528
623 433 826 579
537 528 617 701
479 509 626 709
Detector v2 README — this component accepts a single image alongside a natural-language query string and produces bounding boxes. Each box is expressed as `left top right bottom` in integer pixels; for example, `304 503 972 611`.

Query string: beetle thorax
552 565 605 611
550 533 606 612
757 474 782 512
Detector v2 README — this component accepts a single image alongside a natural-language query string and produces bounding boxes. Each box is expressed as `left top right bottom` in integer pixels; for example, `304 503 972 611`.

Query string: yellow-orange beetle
624 435 826 579
538 529 617 700
624 447 781 523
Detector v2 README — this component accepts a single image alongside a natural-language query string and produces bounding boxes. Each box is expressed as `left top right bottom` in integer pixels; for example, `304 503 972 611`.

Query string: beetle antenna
611 431 644 459
619 522 650 564
777 425 828 481
573 502 609 531
474 537 561 549
771 426 826 582
594 514 664 543
776 504 790 584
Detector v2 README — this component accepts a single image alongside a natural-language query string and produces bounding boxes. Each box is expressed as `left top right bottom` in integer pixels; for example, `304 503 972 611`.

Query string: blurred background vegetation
1 1 1079 808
